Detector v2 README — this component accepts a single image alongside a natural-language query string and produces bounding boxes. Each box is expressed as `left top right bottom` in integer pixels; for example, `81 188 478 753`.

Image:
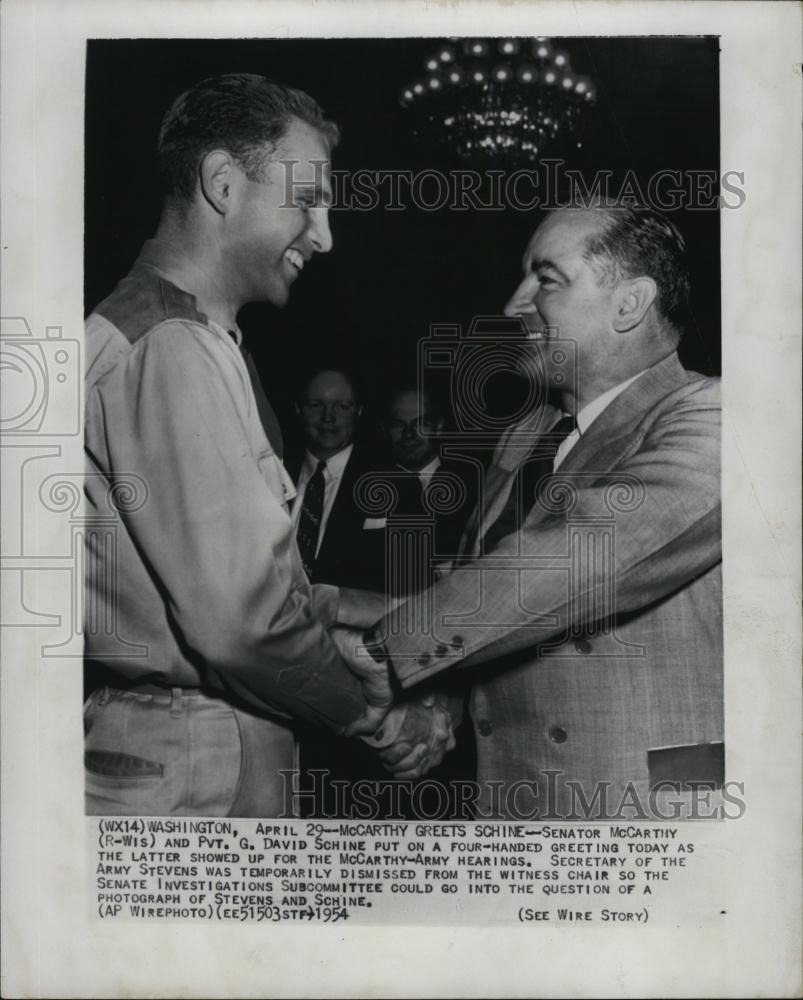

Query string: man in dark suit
372 384 480 799
382 384 478 586
287 366 384 591
345 202 723 820
289 366 452 814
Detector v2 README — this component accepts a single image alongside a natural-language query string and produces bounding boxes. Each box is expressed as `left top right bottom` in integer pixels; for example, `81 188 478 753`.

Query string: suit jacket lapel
466 352 692 550
554 352 692 476
461 402 561 556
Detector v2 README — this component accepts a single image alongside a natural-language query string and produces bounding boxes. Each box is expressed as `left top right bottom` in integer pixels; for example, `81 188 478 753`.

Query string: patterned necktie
482 414 577 553
296 460 327 577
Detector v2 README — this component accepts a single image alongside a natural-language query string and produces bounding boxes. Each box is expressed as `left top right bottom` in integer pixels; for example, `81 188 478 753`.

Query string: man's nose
308 208 333 254
504 274 539 317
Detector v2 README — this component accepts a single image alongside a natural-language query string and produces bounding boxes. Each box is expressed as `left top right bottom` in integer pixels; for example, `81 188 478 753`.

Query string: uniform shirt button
477 720 493 737
573 638 592 654
435 644 449 657
417 653 432 666
549 726 568 743
451 635 464 647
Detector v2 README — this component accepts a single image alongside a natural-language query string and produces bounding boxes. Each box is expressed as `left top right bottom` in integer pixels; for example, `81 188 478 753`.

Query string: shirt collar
135 245 240 348
573 369 649 436
303 443 353 480
136 239 207 294
208 319 242 347
415 456 441 484
136 239 237 333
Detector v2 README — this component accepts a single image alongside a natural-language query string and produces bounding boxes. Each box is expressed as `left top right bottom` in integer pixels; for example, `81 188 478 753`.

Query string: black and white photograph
83 34 724 823
1 1 800 997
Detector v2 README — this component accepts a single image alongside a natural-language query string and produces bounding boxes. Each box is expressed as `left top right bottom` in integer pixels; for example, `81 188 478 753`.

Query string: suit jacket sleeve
380 376 721 689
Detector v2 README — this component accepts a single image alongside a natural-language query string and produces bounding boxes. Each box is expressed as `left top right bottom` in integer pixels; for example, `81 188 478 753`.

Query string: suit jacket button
477 720 493 736
418 653 432 666
451 635 464 647
549 726 568 744
573 638 592 654
435 644 449 657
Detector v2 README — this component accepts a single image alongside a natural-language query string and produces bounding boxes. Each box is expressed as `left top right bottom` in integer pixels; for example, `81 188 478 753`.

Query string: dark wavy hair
157 72 340 201
580 205 691 336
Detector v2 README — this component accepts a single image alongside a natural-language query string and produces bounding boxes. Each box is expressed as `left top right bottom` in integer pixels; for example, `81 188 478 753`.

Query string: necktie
482 414 577 553
296 460 327 577
393 466 426 516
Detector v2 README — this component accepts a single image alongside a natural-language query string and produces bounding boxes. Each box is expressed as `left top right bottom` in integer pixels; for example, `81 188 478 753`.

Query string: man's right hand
329 626 393 737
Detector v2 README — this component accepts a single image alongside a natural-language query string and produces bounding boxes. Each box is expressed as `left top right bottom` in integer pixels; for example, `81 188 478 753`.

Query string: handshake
329 602 456 780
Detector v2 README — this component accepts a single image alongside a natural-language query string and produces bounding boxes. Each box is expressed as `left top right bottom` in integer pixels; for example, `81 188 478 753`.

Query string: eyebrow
294 182 332 208
527 256 569 281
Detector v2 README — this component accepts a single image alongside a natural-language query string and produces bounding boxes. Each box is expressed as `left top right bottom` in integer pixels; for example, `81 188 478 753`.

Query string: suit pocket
363 517 387 529
647 741 724 789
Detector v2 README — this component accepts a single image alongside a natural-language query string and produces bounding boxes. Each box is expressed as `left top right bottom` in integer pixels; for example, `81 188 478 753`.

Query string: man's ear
356 404 364 419
199 150 236 215
612 276 658 333
433 417 446 435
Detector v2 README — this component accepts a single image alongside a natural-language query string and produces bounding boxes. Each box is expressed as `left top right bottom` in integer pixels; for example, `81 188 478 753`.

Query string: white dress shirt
410 456 441 495
291 444 354 557
553 370 648 470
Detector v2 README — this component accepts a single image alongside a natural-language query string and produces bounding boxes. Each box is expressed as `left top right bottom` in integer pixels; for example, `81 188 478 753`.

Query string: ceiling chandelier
399 38 597 164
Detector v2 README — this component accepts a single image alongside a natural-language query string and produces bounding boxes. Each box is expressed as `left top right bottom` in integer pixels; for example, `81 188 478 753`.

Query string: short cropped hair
580 205 691 335
297 365 361 405
158 72 340 201
385 382 444 422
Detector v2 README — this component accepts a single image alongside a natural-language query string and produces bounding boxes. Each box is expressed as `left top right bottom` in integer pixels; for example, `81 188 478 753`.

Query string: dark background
85 37 720 453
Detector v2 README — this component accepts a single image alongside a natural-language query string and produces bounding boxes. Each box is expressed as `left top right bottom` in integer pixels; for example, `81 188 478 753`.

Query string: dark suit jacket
287 447 386 592
288 447 478 816
377 353 723 818
288 450 480 596
364 458 480 596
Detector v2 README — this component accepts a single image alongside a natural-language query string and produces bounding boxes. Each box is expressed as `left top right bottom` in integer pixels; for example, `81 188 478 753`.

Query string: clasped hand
330 626 455 780
376 695 456 780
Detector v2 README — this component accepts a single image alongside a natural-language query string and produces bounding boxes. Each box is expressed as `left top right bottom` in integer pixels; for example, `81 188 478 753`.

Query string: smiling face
386 390 443 470
299 370 360 460
504 209 620 400
225 118 333 308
